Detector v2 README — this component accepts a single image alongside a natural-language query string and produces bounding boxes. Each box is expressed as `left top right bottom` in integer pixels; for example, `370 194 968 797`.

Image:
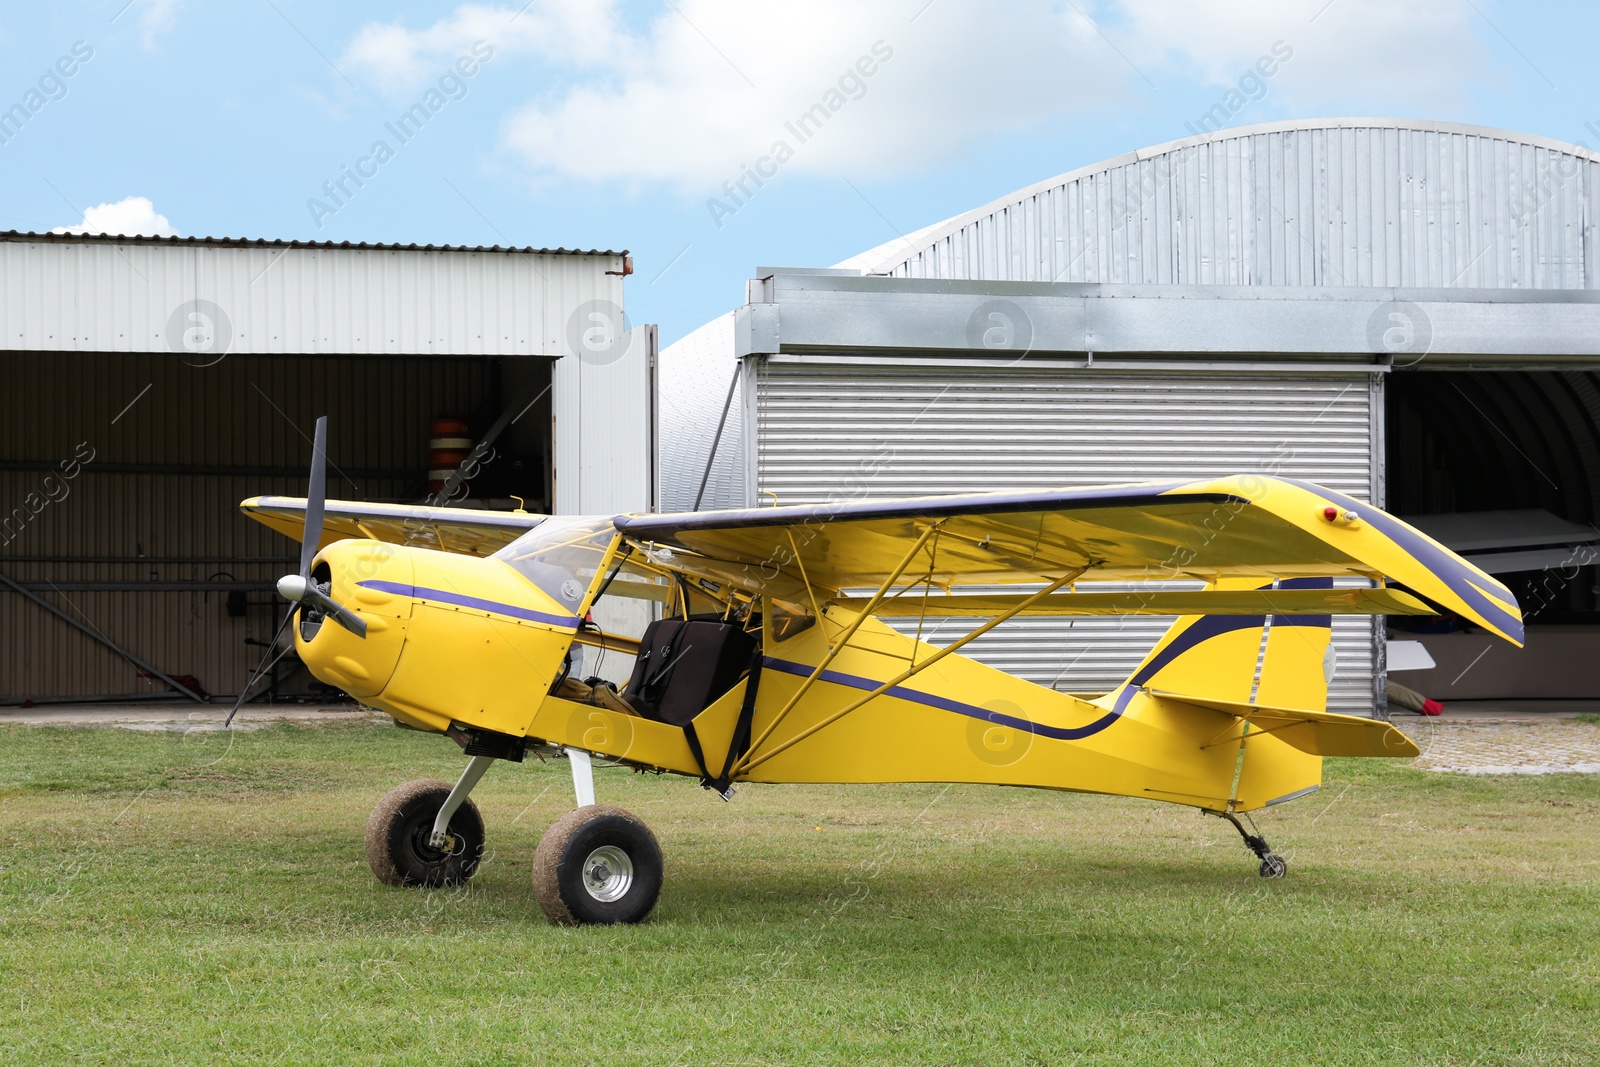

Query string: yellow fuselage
300 538 1328 814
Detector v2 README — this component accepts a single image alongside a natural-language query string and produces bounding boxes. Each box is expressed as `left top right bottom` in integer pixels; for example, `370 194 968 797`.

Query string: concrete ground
0 701 384 730
1406 720 1600 774
1421 699 1600 722
1388 702 1600 775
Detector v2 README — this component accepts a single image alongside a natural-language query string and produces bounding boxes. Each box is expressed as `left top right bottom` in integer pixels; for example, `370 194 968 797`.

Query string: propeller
275 572 367 638
227 416 365 726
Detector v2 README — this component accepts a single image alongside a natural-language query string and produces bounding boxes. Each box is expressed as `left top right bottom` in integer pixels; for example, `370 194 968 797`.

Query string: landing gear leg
528 747 663 925
365 758 494 889
1215 810 1288 878
429 754 496 849
565 746 595 807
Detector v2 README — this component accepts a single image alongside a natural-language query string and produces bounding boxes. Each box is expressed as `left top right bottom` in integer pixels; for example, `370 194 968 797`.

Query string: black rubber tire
365 779 486 888
531 804 663 925
1259 853 1288 879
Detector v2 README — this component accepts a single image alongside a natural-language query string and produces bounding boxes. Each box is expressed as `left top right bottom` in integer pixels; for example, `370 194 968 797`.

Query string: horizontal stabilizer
1147 689 1421 758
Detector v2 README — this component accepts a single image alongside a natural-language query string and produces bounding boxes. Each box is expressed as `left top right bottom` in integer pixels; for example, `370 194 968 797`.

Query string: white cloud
500 0 1126 188
136 0 183 49
341 0 1500 189
341 1 628 98
52 196 178 238
1117 0 1490 113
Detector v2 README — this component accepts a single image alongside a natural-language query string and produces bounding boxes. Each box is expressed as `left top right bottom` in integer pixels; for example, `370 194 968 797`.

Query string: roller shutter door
752 360 1380 715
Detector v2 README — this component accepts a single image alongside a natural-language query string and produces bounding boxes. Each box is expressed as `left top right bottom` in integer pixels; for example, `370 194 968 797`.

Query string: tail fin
1104 578 1335 718
1101 578 1341 811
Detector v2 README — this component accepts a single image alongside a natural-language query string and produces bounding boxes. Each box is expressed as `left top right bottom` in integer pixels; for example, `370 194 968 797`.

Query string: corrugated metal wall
666 120 1600 513
875 121 1600 290
0 351 525 700
753 360 1377 713
658 312 741 512
0 239 625 355
0 235 653 520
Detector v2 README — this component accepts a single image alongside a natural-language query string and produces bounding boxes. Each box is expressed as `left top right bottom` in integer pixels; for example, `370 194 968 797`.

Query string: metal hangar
661 118 1600 714
0 231 653 704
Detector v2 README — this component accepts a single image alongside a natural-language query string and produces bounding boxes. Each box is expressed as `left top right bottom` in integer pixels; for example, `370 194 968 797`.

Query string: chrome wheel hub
581 845 634 902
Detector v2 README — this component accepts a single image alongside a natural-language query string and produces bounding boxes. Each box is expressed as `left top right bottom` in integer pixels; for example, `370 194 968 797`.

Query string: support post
566 747 595 807
693 362 742 511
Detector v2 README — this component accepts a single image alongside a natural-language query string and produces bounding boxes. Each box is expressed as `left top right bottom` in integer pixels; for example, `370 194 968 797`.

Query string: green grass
1 721 1597 1066
1571 713 1600 725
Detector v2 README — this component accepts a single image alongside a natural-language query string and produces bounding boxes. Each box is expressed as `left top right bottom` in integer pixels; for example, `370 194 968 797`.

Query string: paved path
1409 719 1600 775
0 703 383 730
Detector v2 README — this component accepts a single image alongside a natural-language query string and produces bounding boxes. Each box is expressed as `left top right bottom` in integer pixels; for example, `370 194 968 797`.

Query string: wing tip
1387 730 1422 758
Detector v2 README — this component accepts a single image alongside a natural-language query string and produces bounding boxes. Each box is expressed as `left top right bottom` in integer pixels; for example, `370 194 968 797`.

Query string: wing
837 585 1438 618
616 476 1523 645
241 496 544 558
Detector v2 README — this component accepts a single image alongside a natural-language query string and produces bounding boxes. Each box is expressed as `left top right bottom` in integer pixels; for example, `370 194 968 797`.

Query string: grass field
1 720 1597 1066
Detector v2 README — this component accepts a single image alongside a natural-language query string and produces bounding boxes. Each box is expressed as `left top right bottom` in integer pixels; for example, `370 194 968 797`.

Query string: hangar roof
839 117 1600 291
0 229 628 357
0 229 624 257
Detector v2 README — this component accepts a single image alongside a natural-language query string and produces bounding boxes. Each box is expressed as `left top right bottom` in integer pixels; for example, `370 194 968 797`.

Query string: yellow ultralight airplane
236 418 1522 925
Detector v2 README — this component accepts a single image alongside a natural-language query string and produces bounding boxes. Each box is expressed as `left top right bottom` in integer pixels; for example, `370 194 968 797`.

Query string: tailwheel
366 779 486 888
1212 809 1288 879
532 805 663 925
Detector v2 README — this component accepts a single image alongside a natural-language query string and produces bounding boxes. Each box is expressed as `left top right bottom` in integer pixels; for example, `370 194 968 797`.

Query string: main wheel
1259 852 1288 879
531 804 663 925
365 779 486 888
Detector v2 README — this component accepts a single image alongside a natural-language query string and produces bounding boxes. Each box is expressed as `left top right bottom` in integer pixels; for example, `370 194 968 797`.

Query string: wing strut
910 526 943 669
734 565 1089 776
785 527 830 645
738 523 941 765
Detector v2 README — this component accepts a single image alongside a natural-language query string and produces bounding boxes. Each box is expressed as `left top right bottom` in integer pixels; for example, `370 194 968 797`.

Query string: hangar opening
0 350 551 703
1387 369 1600 699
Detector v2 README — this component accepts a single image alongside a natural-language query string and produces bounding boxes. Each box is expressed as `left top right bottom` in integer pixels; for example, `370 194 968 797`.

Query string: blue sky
1 1 1596 345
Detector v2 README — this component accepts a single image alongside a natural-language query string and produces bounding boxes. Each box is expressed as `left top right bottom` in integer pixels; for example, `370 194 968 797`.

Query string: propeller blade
225 603 297 727
275 417 366 648
300 416 328 580
301 585 368 639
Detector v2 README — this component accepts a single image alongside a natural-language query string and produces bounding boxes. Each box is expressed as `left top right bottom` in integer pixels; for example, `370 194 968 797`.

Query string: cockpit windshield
492 516 672 615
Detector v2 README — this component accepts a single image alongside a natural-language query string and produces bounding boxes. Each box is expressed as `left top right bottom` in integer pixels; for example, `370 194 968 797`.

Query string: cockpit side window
492 517 617 615
570 543 676 687
586 549 674 639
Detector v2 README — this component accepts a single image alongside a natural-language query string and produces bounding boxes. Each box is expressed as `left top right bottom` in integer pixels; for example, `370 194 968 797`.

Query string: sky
1 0 1597 346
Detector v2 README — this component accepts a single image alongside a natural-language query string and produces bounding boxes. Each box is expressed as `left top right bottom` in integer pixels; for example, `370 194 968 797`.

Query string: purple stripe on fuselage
1109 613 1266 715
355 579 579 628
760 656 1123 742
